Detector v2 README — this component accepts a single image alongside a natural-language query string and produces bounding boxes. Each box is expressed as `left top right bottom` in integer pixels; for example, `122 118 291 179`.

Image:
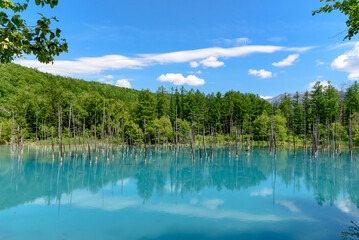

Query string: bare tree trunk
303 109 307 150
190 126 195 162
36 104 38 148
144 120 147 162
73 111 77 154
102 100 105 152
52 126 54 159
292 122 296 156
246 136 250 152
349 111 353 158
203 127 207 158
175 106 178 147
235 127 238 158
82 118 86 155
21 128 24 151
68 103 72 152
58 106 63 161
87 134 91 162
270 115 274 153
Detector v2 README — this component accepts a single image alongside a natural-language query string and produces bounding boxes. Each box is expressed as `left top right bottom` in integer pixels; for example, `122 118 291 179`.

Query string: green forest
1 63 359 152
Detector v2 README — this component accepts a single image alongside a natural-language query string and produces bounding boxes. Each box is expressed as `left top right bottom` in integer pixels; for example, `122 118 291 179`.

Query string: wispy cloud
16 45 313 76
273 54 299 67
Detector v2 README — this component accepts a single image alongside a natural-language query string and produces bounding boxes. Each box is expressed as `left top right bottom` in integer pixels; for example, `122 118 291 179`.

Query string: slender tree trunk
175 106 178 147
190 126 195 161
68 104 72 152
235 127 238 158
52 126 54 159
144 120 147 162
58 106 63 161
292 122 296 155
73 111 77 154
349 111 353 158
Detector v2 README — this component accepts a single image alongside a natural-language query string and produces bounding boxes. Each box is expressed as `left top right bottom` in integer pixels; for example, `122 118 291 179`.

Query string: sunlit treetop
0 0 68 64
313 0 359 40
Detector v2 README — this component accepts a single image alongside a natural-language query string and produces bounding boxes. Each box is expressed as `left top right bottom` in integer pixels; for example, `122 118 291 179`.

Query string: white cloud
16 45 313 76
307 80 330 90
190 57 224 68
115 79 132 88
248 69 273 79
190 61 200 68
332 42 359 80
199 57 224 68
260 96 273 100
157 73 205 86
273 54 299 67
250 188 272 197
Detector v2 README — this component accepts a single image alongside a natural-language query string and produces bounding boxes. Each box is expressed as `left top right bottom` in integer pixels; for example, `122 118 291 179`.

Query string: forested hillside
1 63 359 153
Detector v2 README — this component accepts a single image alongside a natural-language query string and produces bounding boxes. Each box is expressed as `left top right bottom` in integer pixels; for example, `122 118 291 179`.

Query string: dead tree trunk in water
175 106 178 147
82 118 86 155
68 103 72 152
246 136 250 152
144 120 147 161
36 104 38 148
292 121 296 156
102 100 105 152
203 127 207 158
11 109 15 151
51 126 54 158
58 106 63 161
235 127 238 158
349 110 353 158
73 111 77 154
190 127 195 162
270 115 274 153
303 108 307 150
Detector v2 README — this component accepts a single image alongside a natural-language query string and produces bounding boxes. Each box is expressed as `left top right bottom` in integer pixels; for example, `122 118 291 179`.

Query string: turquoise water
0 146 358 240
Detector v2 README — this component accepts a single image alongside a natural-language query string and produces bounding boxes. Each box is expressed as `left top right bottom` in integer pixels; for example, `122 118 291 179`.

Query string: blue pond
0 146 358 240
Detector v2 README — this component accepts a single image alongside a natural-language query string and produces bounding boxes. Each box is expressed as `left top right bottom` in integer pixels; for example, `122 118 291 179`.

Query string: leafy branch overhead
313 0 359 40
0 0 68 63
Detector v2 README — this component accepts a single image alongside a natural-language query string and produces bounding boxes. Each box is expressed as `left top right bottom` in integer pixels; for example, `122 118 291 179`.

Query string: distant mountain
264 92 306 103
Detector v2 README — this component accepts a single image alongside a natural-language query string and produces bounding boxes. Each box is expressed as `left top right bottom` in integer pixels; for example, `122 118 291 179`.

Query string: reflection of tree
341 221 359 240
0 147 359 210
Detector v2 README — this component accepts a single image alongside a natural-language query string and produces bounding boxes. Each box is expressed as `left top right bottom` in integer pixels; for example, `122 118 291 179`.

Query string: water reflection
0 146 358 211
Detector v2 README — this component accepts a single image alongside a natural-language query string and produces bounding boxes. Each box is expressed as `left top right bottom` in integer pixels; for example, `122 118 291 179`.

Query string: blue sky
16 0 359 98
